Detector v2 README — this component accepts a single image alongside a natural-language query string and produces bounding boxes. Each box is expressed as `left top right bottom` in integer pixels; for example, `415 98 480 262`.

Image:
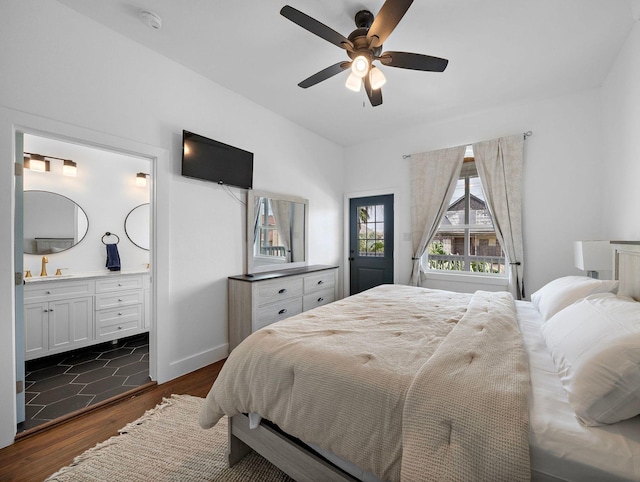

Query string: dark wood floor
0 359 225 482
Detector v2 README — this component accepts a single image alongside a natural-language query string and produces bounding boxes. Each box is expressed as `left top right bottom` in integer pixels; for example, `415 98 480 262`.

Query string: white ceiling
55 0 634 147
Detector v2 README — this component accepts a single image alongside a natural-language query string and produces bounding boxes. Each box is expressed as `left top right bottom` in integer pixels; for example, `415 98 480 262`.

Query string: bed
200 242 640 481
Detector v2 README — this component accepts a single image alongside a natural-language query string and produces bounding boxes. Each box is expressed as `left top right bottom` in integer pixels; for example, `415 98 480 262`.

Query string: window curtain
409 146 466 286
473 135 525 299
272 199 292 262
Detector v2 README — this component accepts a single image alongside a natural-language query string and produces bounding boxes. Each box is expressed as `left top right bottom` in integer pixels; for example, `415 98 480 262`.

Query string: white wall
23 135 151 275
344 88 608 296
0 0 344 448
601 19 640 239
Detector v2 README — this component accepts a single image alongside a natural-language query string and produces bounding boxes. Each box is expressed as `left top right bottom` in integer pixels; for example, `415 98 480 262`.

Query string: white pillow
530 276 618 321
541 292 640 426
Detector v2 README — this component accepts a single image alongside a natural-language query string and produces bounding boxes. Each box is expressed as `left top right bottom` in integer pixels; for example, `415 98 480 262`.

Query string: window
423 147 506 275
255 198 285 257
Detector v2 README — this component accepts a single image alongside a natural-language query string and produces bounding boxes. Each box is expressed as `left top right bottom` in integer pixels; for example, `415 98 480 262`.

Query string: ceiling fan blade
281 6 354 51
298 62 351 89
367 0 413 48
364 74 383 107
379 51 448 72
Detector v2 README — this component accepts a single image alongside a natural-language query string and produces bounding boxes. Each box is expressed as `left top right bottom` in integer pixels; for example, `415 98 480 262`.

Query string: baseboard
165 343 228 381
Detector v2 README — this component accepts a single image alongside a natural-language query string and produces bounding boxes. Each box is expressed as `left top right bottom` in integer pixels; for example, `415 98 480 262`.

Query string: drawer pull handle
46 291 51 294
278 309 287 315
278 289 287 294
118 326 122 330
317 297 324 302
118 283 122 286
118 312 122 316
118 299 123 302
317 280 324 285
44 309 49 313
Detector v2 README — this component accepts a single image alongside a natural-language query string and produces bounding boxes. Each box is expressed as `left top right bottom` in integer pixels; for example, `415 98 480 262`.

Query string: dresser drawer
303 271 335 294
95 291 143 310
256 277 303 306
303 288 336 311
254 298 303 330
95 276 143 293
25 281 93 302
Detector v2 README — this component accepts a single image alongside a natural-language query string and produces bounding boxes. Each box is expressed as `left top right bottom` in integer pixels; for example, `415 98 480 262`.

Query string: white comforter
200 284 530 481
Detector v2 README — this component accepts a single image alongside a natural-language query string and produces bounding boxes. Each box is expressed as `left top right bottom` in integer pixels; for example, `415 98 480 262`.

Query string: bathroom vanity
24 271 150 360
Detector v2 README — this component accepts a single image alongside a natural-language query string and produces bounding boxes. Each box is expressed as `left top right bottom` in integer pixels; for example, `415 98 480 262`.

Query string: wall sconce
574 240 612 279
62 159 77 177
25 154 50 172
136 172 148 187
24 152 77 176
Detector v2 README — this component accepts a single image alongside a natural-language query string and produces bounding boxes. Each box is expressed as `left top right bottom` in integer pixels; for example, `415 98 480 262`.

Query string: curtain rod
402 131 533 159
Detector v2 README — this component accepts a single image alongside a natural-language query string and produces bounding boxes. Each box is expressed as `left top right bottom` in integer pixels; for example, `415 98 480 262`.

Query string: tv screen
181 130 253 189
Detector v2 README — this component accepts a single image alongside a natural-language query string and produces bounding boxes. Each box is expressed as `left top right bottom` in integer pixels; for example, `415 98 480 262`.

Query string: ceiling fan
280 0 448 107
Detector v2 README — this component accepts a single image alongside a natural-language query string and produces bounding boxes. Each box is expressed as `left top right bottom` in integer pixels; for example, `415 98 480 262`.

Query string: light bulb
28 154 46 172
345 72 362 92
369 66 386 90
136 172 147 187
351 55 369 78
63 160 77 177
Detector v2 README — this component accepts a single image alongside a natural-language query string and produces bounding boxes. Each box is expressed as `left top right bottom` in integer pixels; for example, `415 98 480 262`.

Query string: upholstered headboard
612 242 640 301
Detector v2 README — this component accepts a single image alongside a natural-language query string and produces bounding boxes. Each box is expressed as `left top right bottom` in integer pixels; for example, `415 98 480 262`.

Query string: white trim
343 187 400 297
0 106 170 448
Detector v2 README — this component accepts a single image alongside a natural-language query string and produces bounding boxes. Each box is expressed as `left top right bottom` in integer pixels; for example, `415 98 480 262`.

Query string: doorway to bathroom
16 133 154 433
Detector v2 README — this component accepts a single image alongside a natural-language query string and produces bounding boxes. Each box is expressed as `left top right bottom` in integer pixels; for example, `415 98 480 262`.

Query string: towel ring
102 232 120 245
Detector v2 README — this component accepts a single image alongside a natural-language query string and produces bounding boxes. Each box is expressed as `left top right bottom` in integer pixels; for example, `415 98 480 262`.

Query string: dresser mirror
125 203 150 250
247 190 308 274
23 190 89 255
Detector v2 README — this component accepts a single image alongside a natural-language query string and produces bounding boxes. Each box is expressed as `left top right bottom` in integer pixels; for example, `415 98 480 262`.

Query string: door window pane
358 205 385 257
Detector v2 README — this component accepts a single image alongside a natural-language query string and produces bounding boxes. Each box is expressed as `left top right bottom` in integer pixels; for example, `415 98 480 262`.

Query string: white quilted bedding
200 284 530 481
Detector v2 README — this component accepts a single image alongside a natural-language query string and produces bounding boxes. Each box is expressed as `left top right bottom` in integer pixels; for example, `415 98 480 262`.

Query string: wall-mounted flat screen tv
181 130 253 189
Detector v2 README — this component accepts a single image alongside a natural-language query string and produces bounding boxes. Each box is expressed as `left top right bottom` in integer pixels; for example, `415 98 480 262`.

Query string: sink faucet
40 256 48 277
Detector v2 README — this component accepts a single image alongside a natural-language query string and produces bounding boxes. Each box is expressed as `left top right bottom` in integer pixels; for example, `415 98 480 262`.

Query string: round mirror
23 190 89 255
124 203 150 250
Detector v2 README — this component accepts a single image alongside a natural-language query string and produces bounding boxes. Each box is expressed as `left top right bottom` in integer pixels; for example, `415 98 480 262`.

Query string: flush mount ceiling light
140 10 162 30
280 1 449 107
62 159 77 177
136 172 148 187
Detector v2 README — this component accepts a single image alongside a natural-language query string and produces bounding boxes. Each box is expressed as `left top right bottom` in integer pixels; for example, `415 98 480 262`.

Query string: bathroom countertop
24 269 149 284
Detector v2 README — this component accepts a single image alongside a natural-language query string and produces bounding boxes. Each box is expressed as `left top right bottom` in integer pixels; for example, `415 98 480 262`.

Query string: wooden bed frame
226 242 640 482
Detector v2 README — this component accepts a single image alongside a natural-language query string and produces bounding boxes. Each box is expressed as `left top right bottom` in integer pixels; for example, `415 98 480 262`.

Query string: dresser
24 272 149 360
228 265 339 350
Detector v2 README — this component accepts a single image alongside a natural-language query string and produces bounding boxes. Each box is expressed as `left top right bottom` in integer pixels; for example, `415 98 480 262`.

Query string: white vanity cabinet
95 275 145 341
228 265 339 350
24 272 149 360
24 280 94 360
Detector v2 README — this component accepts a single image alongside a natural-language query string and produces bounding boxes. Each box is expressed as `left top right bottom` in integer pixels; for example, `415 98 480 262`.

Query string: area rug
46 394 294 481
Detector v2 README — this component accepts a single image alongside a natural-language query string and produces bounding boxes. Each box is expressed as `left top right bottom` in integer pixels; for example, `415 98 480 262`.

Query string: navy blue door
349 194 394 295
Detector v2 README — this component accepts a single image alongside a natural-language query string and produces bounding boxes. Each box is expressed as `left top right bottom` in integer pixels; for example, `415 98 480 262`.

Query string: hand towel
106 243 121 271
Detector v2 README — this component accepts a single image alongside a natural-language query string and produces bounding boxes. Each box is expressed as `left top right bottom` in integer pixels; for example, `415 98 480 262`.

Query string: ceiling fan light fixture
345 72 362 92
369 66 386 90
351 55 370 78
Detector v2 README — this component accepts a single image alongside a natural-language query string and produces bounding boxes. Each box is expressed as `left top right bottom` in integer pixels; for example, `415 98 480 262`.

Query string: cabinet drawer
95 276 143 293
256 278 303 306
96 305 142 328
303 271 335 294
303 288 336 311
254 298 303 330
97 319 140 338
24 281 93 302
95 291 143 310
